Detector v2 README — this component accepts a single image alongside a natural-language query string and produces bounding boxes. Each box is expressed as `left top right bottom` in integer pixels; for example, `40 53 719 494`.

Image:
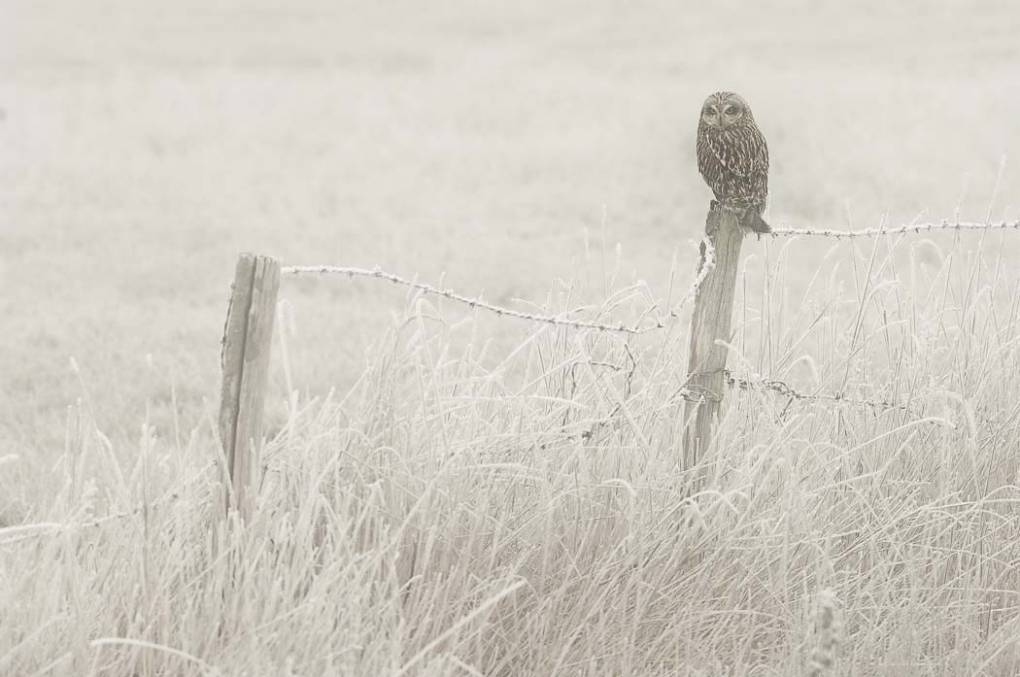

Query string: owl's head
700 91 753 129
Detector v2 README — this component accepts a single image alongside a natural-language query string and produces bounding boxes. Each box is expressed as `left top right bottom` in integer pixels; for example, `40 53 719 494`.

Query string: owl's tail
743 210 772 235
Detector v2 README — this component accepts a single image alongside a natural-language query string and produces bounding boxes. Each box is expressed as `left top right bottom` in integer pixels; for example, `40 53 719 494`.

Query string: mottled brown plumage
696 91 771 234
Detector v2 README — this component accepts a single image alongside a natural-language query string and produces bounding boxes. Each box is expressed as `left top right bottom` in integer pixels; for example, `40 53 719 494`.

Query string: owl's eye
703 108 716 116
724 105 741 115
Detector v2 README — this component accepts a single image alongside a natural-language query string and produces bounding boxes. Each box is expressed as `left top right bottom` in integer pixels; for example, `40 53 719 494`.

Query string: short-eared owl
696 91 771 234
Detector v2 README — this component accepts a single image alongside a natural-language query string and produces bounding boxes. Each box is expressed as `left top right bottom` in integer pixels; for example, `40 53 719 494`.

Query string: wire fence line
284 264 652 334
669 369 918 415
282 236 715 335
721 370 918 414
279 217 1016 418
769 219 1020 239
281 220 1017 334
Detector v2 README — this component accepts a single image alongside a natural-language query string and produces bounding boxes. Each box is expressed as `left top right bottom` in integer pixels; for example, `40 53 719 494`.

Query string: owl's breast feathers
697 124 769 209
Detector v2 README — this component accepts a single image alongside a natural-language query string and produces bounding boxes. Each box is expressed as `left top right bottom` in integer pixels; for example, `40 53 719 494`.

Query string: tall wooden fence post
683 204 745 473
218 253 280 520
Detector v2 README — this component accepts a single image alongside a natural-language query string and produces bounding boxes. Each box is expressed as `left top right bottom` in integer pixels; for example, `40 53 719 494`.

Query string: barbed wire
279 216 1017 416
283 238 715 336
283 264 655 334
0 490 185 547
666 236 715 319
280 219 1019 332
721 370 917 414
770 219 1020 239
668 368 917 416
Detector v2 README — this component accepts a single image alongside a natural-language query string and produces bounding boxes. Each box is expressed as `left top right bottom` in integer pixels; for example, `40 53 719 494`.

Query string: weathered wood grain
683 204 745 472
218 253 280 518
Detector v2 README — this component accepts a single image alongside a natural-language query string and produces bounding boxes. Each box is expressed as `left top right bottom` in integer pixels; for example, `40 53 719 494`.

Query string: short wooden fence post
683 204 745 473
218 253 280 519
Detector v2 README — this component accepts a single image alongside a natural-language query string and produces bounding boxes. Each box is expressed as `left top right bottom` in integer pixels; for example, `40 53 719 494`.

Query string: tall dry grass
4 228 1020 676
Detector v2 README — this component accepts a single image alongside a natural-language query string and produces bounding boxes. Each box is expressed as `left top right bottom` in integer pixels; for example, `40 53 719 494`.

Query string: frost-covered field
3 1 1020 674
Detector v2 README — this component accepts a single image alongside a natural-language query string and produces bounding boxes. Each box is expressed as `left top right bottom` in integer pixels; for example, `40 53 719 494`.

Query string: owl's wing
706 127 768 180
